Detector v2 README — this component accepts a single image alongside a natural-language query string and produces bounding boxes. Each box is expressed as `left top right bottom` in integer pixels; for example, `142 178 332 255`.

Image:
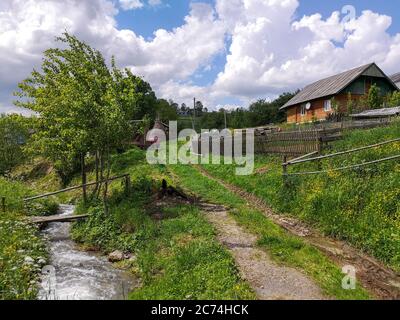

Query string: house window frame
324 99 332 112
300 104 307 116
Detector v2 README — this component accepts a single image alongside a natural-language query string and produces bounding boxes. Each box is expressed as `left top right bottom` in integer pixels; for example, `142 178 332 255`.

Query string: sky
1 0 400 115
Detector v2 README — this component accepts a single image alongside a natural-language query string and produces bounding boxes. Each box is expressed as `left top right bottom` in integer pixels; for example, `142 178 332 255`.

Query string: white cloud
148 0 162 6
119 0 144 11
128 3 225 86
213 0 400 101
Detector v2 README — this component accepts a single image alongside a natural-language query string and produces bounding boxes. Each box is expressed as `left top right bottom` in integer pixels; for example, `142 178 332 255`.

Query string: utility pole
192 97 196 131
224 109 227 129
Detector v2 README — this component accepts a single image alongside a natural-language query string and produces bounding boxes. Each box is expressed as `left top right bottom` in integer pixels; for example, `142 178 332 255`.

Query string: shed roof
390 72 400 86
351 107 400 118
280 63 396 110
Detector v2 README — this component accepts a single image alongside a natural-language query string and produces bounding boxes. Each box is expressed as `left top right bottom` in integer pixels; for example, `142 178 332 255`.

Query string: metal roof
391 72 400 86
351 107 400 118
280 63 393 110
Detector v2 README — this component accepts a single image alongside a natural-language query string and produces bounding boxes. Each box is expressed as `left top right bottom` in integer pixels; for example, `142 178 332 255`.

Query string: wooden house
280 63 398 124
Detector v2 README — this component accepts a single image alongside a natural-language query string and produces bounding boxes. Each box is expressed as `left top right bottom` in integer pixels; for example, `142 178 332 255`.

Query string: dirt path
196 166 400 300
198 202 326 300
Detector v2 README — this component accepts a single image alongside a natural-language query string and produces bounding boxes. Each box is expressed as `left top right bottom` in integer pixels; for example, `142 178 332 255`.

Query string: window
324 100 332 112
300 104 306 116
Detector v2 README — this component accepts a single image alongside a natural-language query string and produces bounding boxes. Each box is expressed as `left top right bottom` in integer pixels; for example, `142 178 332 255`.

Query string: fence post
1 197 5 213
282 156 288 187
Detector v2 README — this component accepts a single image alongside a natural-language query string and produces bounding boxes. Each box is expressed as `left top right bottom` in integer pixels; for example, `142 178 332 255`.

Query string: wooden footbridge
29 214 89 224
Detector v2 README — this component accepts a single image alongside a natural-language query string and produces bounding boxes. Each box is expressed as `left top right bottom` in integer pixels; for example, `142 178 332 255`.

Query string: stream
38 204 134 300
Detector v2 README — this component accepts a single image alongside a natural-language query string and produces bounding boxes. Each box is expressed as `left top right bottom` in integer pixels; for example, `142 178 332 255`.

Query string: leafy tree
15 33 128 210
112 64 157 122
367 84 383 109
346 93 356 115
156 99 178 123
0 114 30 175
195 100 204 116
247 92 295 127
388 91 400 107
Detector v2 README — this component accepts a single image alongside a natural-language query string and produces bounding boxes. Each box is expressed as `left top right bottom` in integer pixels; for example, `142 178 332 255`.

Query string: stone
24 256 34 264
108 250 124 263
128 255 137 263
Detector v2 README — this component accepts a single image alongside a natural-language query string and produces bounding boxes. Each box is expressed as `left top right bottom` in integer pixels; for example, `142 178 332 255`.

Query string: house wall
286 99 331 124
286 94 365 124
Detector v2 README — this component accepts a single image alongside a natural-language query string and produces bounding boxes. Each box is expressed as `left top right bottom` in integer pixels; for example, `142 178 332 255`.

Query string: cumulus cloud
213 0 400 102
148 0 162 6
0 0 400 114
128 3 225 86
119 0 144 11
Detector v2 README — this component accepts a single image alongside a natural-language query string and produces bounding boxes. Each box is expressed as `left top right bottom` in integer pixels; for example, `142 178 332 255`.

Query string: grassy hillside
201 122 400 271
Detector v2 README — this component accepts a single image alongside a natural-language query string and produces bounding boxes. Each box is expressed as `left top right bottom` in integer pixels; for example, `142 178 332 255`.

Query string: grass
0 178 48 300
168 164 370 300
199 122 400 272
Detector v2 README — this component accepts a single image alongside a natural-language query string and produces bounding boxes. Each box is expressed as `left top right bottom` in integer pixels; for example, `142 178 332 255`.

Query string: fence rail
284 138 400 166
23 174 130 202
283 138 400 178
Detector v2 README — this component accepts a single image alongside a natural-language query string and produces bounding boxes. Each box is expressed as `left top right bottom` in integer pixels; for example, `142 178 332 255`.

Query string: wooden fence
23 174 131 202
193 117 397 158
254 130 320 156
194 129 324 157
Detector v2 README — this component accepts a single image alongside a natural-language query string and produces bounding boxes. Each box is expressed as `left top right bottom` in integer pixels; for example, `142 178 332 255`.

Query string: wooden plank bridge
29 214 89 224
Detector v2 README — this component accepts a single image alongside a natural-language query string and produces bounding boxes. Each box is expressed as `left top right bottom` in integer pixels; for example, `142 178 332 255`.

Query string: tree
0 114 30 175
156 99 178 122
247 92 295 127
346 93 356 115
388 91 400 107
112 64 157 122
195 100 204 116
15 33 128 210
367 84 383 109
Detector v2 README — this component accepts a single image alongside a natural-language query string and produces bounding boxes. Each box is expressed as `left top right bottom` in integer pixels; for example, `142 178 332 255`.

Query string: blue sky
118 1 400 38
1 0 400 113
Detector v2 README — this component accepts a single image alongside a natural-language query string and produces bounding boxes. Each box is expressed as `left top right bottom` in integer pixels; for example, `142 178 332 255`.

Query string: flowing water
38 204 134 300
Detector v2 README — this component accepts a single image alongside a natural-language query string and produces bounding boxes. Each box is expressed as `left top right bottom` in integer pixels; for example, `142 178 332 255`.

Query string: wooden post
1 197 5 213
282 155 288 187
